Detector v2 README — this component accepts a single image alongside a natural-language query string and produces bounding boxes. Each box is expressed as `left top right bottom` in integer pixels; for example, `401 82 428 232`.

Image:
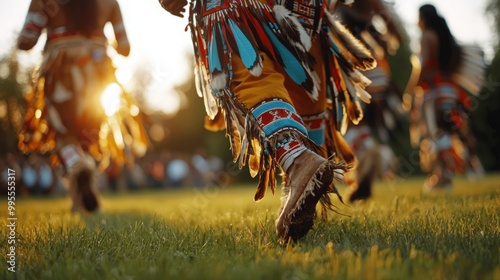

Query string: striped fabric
302 113 326 146
275 137 307 171
251 99 308 137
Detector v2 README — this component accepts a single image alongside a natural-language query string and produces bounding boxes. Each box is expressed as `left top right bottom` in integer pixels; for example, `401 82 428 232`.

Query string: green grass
1 174 499 280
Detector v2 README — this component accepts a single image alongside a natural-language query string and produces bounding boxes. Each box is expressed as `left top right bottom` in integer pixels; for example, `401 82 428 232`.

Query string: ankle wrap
60 145 81 169
251 99 308 138
275 137 307 172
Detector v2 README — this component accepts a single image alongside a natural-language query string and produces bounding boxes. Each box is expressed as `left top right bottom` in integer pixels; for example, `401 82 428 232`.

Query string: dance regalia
411 59 484 182
333 0 409 140
182 0 375 204
328 0 409 200
275 0 377 166
18 29 148 170
408 41 486 189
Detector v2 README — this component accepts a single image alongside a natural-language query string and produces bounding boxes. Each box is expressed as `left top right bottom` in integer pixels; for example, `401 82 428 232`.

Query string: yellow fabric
230 39 328 115
230 52 292 109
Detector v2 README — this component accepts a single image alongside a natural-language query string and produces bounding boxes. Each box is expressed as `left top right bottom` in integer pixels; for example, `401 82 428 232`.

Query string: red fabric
303 117 323 130
421 73 471 111
351 132 370 153
438 148 463 173
276 139 302 164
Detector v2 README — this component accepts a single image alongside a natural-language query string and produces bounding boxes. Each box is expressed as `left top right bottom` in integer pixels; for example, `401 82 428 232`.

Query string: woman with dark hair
412 4 484 191
418 4 461 80
17 0 147 212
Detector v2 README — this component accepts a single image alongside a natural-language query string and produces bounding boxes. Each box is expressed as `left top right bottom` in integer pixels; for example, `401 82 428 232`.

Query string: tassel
238 132 249 169
254 150 273 202
224 109 242 163
254 168 270 202
269 164 276 195
248 137 261 178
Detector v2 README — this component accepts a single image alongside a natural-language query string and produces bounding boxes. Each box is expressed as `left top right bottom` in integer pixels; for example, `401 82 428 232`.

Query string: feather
248 154 260 178
325 12 376 70
207 26 223 75
194 64 204 98
254 170 269 202
263 24 319 100
272 5 311 51
332 84 346 134
452 46 485 95
351 69 372 87
245 13 278 60
248 136 261 178
332 127 356 166
209 25 230 91
197 64 219 120
238 131 249 169
339 68 372 105
340 105 348 135
345 98 363 125
227 19 263 76
269 165 276 195
452 73 483 95
224 109 241 163
210 71 228 92
354 83 372 104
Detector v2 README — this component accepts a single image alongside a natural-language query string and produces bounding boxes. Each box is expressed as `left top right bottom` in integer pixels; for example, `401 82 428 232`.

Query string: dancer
160 0 374 242
17 0 147 212
334 0 409 202
411 4 484 191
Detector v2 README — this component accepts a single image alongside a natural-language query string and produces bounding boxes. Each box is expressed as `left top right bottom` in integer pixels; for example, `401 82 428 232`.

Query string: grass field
1 174 499 280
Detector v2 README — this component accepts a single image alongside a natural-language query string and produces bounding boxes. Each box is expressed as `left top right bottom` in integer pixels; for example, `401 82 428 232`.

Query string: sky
0 0 495 115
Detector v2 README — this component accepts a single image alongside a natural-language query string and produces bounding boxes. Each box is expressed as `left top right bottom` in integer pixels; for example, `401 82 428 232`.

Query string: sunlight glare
130 104 140 117
101 83 122 117
146 89 182 116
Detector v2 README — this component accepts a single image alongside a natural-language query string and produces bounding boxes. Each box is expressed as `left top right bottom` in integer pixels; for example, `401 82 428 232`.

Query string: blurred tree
472 54 500 171
163 73 231 163
470 0 500 170
129 55 235 173
0 48 27 157
385 42 415 173
487 0 500 46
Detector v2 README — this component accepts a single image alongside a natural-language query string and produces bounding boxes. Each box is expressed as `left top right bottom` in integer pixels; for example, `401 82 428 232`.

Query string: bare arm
111 1 130 56
417 31 438 86
159 0 188 18
17 0 47 50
